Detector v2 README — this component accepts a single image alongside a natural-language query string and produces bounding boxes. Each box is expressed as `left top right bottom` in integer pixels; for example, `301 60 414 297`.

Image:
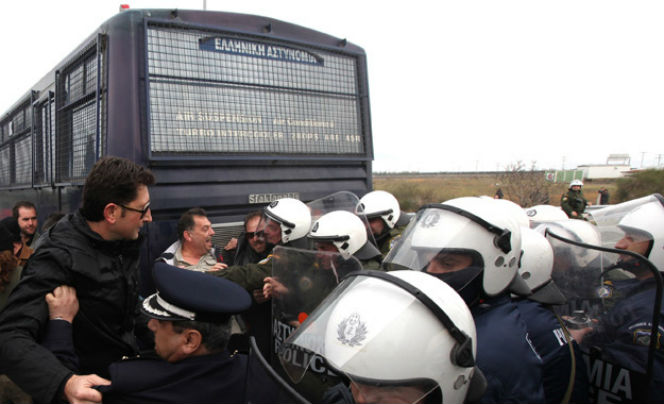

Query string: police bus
0 8 373 294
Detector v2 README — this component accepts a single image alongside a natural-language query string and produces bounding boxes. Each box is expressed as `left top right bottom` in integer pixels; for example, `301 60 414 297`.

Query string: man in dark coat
44 262 278 404
0 156 155 403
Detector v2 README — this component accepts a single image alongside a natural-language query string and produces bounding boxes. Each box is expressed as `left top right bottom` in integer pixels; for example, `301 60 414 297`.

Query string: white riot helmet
308 210 368 260
588 194 664 271
525 205 569 226
519 227 566 304
357 190 401 229
617 199 664 270
263 198 311 244
569 179 583 188
492 199 530 228
384 197 522 298
535 220 601 267
281 270 485 404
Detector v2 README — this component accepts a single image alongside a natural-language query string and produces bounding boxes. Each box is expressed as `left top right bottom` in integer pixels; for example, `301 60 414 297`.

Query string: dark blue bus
0 8 373 294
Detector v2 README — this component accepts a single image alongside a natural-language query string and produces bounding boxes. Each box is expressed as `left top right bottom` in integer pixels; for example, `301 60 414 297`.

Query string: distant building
578 154 631 179
545 154 632 182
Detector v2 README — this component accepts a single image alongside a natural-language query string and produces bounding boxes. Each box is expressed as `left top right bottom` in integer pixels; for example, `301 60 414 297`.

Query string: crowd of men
0 156 662 404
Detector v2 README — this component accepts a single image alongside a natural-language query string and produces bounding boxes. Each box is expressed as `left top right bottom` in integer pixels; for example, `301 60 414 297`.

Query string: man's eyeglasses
118 202 151 219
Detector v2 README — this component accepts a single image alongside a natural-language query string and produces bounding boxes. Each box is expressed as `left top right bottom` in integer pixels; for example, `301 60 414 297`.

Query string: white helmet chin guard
264 198 312 244
357 190 401 229
309 210 368 260
280 270 485 404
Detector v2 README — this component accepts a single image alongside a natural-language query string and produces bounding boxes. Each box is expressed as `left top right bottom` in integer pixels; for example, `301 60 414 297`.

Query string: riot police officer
356 190 408 255
208 198 312 292
560 180 588 220
514 227 589 403
564 194 664 403
383 196 546 403
42 262 279 403
279 270 487 404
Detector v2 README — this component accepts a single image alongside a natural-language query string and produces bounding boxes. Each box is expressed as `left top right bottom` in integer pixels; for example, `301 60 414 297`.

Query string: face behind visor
384 197 522 298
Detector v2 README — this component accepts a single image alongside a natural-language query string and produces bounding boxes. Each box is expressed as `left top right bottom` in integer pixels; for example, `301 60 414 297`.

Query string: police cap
142 262 251 323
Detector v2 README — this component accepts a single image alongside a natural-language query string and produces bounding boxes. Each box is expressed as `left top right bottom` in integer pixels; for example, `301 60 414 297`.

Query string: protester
157 207 226 271
0 156 155 403
12 201 39 248
223 210 268 266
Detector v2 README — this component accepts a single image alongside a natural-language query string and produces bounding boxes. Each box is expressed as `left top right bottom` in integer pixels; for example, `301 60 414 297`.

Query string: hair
177 208 208 243
0 250 19 292
42 212 66 232
80 156 155 221
171 318 232 353
12 201 36 218
244 210 264 229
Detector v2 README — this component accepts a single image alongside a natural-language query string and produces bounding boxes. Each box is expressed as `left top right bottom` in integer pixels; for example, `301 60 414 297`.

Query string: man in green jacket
561 179 589 219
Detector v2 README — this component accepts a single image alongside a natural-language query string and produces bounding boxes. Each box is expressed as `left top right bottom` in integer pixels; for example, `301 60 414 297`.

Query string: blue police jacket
586 277 664 403
472 295 546 404
515 298 589 403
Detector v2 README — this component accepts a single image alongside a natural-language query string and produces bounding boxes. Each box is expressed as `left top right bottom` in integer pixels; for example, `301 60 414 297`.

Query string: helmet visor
383 208 485 291
307 191 377 248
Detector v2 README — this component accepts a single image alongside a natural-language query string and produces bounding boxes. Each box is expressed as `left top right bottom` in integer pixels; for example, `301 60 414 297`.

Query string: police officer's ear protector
420 204 512 254
344 270 476 368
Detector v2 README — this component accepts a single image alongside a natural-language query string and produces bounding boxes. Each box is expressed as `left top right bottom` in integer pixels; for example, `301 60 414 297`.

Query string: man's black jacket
0 211 142 403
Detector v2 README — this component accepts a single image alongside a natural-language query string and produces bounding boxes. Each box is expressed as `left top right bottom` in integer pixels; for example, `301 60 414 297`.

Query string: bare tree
495 161 554 207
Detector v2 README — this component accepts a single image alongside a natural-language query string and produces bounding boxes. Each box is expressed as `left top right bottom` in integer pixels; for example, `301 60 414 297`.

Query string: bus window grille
0 145 10 186
146 24 364 156
15 135 32 185
56 46 102 183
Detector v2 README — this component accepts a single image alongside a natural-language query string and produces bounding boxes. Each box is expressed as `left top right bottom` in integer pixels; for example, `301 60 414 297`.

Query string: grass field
373 173 617 212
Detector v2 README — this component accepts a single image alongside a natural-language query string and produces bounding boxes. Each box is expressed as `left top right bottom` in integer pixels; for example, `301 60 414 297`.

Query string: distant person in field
561 180 589 219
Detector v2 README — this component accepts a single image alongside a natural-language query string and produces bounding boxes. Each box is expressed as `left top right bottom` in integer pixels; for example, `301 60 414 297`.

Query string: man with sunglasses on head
0 156 155 404
222 210 269 266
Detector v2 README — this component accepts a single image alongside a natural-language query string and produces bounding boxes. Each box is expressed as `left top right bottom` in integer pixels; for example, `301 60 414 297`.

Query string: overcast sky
1 1 663 172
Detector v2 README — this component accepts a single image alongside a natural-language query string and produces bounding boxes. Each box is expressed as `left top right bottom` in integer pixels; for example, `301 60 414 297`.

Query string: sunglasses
118 202 151 219
246 231 264 239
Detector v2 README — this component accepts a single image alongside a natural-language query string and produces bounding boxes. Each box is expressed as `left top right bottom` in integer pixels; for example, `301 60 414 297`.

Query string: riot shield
245 336 310 404
269 246 363 402
307 190 377 248
546 229 663 403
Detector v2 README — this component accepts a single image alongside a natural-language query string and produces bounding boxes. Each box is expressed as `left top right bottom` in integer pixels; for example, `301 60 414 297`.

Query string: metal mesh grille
0 102 32 188
56 44 101 183
14 135 32 185
0 145 9 186
147 24 364 155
